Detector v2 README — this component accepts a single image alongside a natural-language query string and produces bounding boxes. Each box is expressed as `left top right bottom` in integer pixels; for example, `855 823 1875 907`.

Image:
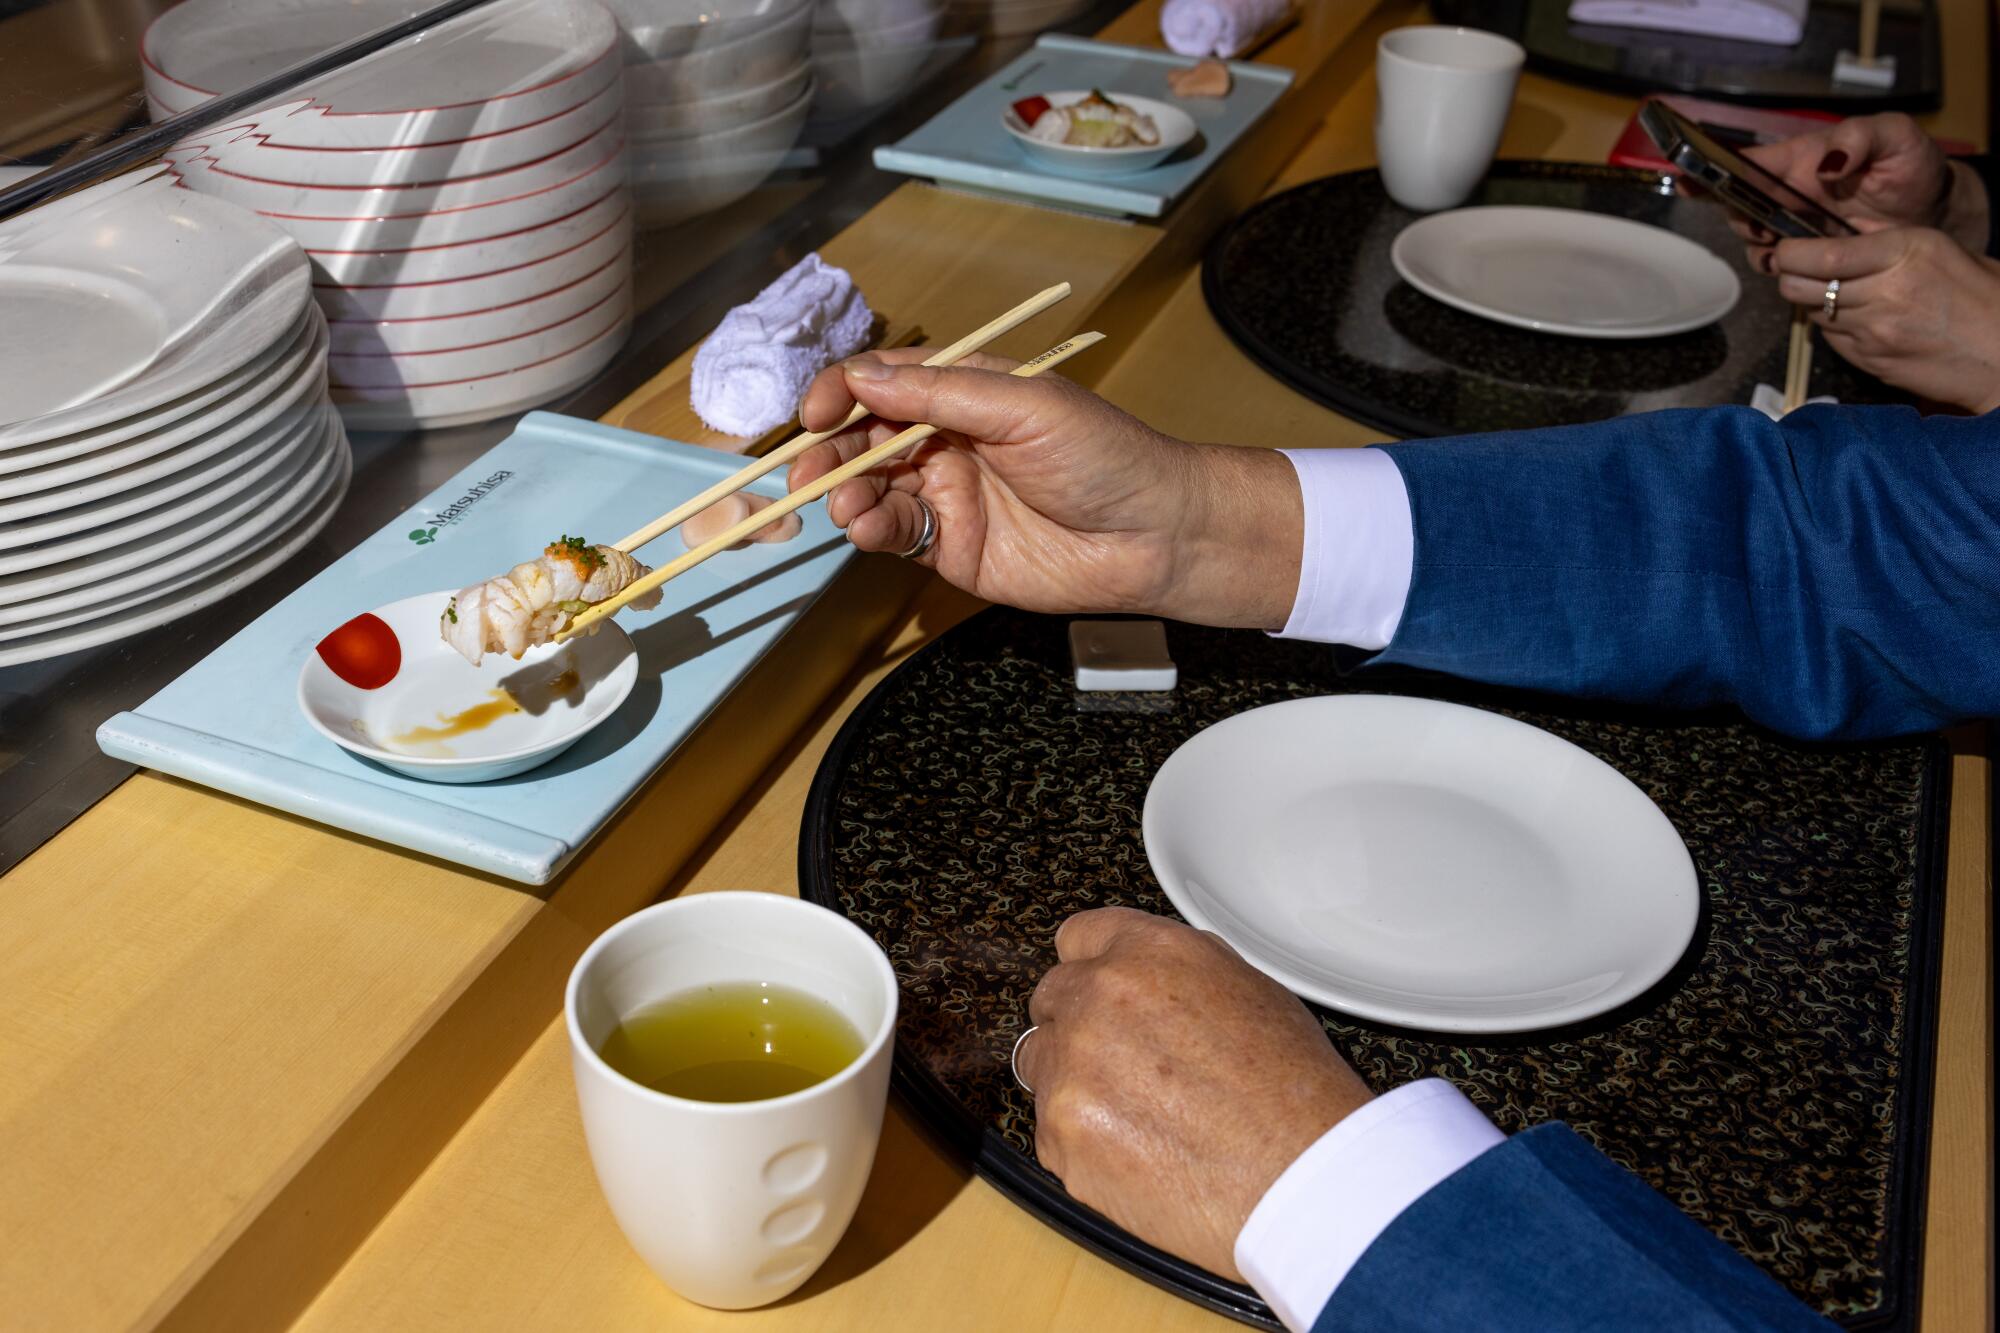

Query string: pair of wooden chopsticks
1781 308 1814 414
555 284 1099 642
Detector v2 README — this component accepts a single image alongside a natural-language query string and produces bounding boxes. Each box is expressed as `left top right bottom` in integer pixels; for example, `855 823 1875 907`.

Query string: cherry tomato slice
316 612 401 690
1012 95 1051 127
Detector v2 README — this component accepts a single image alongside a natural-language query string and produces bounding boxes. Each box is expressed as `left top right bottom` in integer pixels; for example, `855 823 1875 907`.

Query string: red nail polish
1818 149 1848 174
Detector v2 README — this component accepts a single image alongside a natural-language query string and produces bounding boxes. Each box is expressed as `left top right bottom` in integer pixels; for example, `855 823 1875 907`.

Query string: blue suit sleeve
1312 1124 1835 1333
1370 404 2000 740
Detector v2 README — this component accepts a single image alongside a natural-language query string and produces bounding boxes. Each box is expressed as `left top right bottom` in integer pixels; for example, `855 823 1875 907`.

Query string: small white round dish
1390 206 1742 339
1002 91 1196 179
629 86 811 227
311 204 631 322
1142 695 1700 1034
297 589 638 783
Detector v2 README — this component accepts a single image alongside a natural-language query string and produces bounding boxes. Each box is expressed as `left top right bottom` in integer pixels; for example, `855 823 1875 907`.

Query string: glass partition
0 0 1123 870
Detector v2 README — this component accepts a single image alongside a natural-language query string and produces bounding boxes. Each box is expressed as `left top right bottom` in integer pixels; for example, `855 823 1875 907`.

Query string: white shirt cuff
1275 447 1414 651
1234 1079 1504 1333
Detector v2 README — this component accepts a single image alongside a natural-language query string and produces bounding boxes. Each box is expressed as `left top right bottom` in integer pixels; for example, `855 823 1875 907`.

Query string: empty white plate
1390 206 1741 339
1143 695 1699 1033
297 588 638 783
0 266 168 424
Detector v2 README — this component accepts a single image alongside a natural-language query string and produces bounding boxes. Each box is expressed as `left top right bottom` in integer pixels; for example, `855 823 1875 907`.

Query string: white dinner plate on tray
0 398 324 572
0 190 310 450
297 589 640 783
1000 91 1196 178
0 432 349 665
0 311 325 513
1390 206 1741 339
141 0 619 147
0 409 336 610
872 34 1292 218
1142 695 1700 1034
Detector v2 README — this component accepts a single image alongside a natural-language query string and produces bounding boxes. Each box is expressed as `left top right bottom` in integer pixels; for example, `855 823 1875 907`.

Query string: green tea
598 981 865 1103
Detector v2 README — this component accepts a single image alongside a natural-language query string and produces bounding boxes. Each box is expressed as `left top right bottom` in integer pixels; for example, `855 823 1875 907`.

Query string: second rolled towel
691 253 875 439
1160 0 1288 58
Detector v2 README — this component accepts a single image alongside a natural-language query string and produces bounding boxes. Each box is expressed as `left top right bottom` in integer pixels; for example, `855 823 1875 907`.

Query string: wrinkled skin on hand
1015 908 1375 1280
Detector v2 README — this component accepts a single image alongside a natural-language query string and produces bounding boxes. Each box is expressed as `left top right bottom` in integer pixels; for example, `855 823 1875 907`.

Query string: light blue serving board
872 34 1293 219
97 413 855 885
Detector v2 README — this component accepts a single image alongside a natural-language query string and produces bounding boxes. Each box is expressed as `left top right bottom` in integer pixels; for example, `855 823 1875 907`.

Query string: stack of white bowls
142 0 634 431
945 0 1089 37
606 0 816 228
811 0 945 121
0 170 349 667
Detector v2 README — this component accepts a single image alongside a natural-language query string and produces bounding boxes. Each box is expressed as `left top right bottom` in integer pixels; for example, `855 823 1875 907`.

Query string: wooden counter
0 2 1988 1330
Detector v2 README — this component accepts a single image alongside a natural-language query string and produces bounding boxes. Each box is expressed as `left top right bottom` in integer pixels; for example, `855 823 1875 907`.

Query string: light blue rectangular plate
97 412 855 885
872 34 1293 218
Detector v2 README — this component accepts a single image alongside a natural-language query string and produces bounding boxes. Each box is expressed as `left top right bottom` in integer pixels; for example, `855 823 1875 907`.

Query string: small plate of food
299 536 658 783
1003 89 1197 177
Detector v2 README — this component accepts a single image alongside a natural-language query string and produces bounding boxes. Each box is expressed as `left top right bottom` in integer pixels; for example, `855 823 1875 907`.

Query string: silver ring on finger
1822 278 1840 320
898 495 937 560
1010 1025 1039 1095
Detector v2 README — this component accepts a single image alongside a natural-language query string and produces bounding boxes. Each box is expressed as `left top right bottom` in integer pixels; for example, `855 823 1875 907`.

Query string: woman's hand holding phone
1730 112 1988 256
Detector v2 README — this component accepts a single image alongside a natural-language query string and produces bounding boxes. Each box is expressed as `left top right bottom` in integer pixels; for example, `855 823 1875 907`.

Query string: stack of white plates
0 172 349 667
607 0 816 227
142 0 634 431
945 0 1090 37
811 0 945 120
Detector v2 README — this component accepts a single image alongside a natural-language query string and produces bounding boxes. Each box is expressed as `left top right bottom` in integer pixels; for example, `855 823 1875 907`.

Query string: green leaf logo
408 527 438 546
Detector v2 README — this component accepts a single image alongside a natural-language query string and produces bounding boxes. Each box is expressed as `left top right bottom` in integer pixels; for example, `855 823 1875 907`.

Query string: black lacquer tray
1431 0 1940 112
798 608 1948 1331
1201 162 1911 440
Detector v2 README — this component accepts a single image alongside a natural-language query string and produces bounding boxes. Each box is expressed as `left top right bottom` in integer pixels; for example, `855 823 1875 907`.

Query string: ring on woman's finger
1822 278 1841 320
898 495 938 560
1010 1025 1040 1095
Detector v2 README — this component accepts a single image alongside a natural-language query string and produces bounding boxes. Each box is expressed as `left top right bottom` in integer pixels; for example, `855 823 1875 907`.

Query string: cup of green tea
565 892 898 1308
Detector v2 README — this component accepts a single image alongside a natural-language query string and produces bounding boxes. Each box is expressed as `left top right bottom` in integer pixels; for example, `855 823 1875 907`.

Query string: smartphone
1639 100 1858 239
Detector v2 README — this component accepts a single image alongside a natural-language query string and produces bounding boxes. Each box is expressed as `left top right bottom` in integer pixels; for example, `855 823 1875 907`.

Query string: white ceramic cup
565 892 898 1309
1374 25 1526 212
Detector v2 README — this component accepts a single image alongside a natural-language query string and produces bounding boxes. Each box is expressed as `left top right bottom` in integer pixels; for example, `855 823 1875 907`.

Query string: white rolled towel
1567 0 1808 46
690 253 875 438
1160 0 1288 58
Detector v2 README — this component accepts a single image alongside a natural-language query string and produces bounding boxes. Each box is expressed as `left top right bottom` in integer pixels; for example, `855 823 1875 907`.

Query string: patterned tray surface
1202 162 1911 440
801 608 1943 1329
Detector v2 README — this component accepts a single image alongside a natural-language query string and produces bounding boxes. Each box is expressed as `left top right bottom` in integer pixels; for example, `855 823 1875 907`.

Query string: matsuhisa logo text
407 470 515 545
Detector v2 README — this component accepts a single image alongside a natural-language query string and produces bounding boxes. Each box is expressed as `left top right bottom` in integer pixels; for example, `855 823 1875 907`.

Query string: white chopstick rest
1070 619 1177 692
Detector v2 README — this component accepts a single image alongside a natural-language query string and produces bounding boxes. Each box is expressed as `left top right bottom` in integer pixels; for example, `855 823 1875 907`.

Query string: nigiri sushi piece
440 535 661 666
1166 59 1231 98
680 492 803 551
1026 90 1161 148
